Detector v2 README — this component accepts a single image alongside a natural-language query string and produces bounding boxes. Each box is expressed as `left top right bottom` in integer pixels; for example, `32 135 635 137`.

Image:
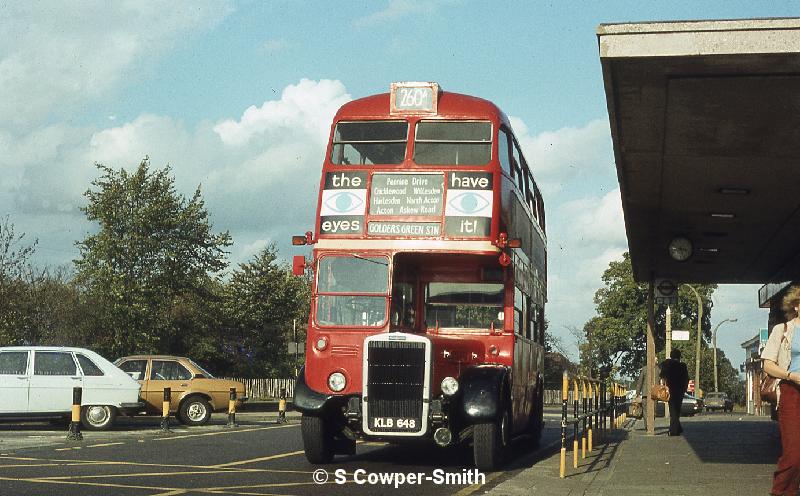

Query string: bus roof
334 89 509 122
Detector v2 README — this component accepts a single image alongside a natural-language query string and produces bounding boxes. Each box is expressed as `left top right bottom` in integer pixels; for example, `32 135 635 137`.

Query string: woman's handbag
650 381 670 402
760 371 780 403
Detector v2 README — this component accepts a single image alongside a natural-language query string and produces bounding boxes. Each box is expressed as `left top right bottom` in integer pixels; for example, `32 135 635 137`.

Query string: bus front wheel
473 408 510 471
301 414 335 464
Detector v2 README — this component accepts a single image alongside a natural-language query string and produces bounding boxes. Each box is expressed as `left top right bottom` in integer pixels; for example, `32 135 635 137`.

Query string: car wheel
473 407 510 472
301 414 335 464
178 396 212 426
81 405 116 431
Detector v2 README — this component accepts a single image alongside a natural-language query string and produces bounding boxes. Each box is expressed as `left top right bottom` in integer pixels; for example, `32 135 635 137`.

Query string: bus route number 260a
373 417 417 430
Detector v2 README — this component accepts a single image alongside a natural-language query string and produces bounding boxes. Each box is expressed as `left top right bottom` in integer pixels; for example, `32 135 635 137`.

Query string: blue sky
3 1 797 366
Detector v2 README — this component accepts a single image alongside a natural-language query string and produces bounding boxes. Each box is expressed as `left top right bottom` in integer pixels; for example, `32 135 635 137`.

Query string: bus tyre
528 383 544 446
473 408 510 471
302 415 335 464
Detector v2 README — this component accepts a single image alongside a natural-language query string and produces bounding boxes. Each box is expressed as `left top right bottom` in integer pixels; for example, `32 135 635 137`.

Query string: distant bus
292 82 546 470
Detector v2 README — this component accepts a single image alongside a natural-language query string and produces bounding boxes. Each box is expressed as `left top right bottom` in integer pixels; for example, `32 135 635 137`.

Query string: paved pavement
486 411 780 495
0 408 780 495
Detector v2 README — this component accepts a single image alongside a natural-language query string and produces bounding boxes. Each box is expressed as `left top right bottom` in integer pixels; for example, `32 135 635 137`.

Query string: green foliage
73 159 232 358
0 217 38 345
221 244 310 377
582 252 716 379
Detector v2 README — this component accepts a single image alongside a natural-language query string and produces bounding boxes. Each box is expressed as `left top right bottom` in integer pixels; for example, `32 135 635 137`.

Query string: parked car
681 393 704 416
114 355 247 426
704 392 733 412
0 346 143 430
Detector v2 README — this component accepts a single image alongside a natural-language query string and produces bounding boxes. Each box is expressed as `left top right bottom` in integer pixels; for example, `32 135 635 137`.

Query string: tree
0 217 37 345
222 244 311 377
74 159 232 358
583 252 716 380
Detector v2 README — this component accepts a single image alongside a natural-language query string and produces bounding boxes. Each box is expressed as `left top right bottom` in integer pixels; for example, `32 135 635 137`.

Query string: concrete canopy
598 19 800 284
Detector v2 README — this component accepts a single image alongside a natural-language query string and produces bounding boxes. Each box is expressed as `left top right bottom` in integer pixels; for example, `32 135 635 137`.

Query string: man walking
660 349 690 436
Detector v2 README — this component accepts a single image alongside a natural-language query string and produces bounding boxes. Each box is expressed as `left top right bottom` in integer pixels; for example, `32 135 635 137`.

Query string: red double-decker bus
292 82 546 470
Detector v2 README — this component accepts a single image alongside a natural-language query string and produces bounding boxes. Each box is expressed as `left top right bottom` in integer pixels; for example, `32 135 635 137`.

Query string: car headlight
441 376 459 396
328 372 346 392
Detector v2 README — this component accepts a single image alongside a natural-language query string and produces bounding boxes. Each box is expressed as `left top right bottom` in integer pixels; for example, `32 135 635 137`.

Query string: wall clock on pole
668 237 693 262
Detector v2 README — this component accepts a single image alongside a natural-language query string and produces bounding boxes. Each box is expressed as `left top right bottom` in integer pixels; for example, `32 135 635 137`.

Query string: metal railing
559 370 627 478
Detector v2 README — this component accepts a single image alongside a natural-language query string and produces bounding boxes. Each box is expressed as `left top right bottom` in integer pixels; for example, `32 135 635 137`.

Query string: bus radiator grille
366 340 426 433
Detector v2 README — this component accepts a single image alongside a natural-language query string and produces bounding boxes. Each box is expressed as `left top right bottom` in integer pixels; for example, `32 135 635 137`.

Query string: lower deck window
317 295 387 327
425 282 503 329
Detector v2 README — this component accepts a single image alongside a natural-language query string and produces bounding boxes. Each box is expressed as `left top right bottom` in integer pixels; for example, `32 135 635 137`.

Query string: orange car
114 355 247 426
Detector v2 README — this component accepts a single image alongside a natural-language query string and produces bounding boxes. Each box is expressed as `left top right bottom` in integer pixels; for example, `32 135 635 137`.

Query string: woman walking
762 286 800 496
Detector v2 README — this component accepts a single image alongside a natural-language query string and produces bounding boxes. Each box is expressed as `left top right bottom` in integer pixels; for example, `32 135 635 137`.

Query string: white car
0 346 143 430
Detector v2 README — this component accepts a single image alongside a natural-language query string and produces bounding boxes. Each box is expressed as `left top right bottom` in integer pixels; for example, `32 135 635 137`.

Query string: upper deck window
331 121 407 165
413 121 492 166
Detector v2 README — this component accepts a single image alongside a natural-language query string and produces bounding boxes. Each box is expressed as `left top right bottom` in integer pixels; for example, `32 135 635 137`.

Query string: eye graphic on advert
448 192 489 215
323 191 364 215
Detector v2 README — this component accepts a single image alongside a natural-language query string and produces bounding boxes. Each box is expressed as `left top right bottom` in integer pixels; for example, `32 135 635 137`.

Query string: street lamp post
712 318 738 392
682 284 703 397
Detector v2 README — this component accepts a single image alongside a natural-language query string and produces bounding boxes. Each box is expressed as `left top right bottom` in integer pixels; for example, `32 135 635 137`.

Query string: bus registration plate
373 417 417 430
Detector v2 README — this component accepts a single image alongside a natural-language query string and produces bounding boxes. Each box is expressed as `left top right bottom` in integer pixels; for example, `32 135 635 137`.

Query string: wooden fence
224 378 296 400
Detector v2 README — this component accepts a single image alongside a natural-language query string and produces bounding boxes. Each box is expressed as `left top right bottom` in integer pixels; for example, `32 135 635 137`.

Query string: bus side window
527 300 536 341
498 128 512 177
511 140 525 190
537 194 545 231
511 141 525 188
514 287 525 336
525 172 537 220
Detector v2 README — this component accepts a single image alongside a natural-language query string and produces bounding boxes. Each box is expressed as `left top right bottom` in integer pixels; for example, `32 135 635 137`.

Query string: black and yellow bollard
66 386 83 441
226 387 238 428
560 370 568 478
160 387 171 432
572 378 579 469
276 388 287 424
581 379 587 460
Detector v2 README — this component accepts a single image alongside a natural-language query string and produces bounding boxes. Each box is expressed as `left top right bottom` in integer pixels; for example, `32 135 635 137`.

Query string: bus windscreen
414 121 492 165
424 282 504 329
316 255 389 327
331 121 407 165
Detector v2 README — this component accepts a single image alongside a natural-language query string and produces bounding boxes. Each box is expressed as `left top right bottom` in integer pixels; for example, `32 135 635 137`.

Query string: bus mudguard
459 365 510 422
292 366 334 415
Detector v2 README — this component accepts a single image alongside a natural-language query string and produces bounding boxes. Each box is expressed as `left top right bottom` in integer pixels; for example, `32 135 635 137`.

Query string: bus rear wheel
473 408 510 471
301 414 335 464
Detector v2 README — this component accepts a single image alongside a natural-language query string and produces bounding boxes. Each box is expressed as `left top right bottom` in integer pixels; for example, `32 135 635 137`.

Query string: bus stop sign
655 278 678 306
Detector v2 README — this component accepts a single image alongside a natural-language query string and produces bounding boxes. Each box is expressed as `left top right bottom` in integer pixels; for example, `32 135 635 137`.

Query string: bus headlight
328 372 346 392
441 376 459 396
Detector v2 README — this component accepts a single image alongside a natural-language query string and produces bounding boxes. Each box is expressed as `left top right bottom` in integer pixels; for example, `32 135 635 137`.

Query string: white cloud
510 117 612 196
1 79 351 270
561 188 626 246
213 79 350 146
0 1 232 131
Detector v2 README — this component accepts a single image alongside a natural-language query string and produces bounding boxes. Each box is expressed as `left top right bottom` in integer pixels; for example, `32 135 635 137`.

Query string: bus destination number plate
373 417 417 430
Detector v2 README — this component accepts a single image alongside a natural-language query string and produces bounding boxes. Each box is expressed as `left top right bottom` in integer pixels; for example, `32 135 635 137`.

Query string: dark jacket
659 358 689 400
